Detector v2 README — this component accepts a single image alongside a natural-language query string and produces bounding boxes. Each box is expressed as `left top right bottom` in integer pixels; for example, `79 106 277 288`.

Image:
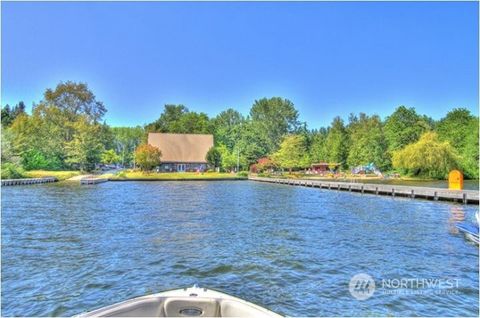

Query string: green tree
235 121 270 167
309 128 328 163
10 105 67 170
101 149 121 165
217 144 238 172
7 83 109 170
146 104 213 134
436 108 479 178
324 117 348 167
461 118 479 178
111 126 145 166
21 150 51 170
272 134 310 173
1 126 20 164
384 106 430 153
8 112 31 155
1 104 12 126
347 113 389 170
250 97 301 153
436 108 474 148
1 102 26 127
392 132 459 179
134 144 162 171
44 81 106 122
213 108 245 150
146 104 188 132
206 147 222 169
65 118 105 171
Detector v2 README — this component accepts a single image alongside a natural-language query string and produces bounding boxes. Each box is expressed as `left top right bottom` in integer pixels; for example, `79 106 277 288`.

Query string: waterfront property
147 133 213 172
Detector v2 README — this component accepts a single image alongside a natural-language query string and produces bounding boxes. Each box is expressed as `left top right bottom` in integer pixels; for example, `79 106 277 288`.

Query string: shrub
117 170 127 178
1 163 25 179
21 149 62 170
237 171 248 177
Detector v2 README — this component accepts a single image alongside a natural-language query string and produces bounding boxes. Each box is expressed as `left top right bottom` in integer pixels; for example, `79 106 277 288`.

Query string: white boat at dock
79 286 282 317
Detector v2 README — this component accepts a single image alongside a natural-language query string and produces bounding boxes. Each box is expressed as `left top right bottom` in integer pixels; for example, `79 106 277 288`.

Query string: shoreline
108 177 247 181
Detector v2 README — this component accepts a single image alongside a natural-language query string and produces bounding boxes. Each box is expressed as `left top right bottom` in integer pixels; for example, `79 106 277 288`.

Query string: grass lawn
24 170 82 181
109 170 247 180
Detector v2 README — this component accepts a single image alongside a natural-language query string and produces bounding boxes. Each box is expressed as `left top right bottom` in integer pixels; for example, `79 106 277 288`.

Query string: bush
1 163 25 179
237 171 248 177
258 172 272 177
21 149 63 170
116 170 127 178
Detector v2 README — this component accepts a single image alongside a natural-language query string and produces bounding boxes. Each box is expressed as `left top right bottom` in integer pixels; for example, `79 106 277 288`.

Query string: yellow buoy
448 170 463 190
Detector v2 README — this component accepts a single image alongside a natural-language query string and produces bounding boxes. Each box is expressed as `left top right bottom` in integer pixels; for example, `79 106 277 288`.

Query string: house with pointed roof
147 133 214 172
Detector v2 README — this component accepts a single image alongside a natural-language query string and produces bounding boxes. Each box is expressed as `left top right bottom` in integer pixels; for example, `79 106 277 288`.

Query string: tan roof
148 133 214 163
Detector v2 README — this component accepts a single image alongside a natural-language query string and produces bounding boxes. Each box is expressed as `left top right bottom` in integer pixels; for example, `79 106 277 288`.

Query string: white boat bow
78 286 282 317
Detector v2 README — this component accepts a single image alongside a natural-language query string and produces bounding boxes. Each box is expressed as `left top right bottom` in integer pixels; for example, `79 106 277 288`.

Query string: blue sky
2 1 478 128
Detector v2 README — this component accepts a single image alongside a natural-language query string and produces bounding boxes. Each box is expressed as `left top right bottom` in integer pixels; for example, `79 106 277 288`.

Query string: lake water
1 181 479 316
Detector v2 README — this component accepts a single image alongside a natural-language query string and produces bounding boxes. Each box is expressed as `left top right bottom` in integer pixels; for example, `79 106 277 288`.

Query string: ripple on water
1 181 478 316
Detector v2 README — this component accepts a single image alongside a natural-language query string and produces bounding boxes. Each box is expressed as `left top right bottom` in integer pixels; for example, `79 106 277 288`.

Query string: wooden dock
249 176 479 205
80 177 109 185
1 177 57 186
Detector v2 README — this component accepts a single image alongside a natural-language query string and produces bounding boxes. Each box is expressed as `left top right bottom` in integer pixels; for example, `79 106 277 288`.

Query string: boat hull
78 286 282 317
456 222 479 244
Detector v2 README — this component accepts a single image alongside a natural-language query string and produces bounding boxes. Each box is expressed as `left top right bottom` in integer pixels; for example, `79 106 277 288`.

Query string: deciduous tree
111 126 145 166
347 113 389 170
384 106 430 153
392 132 459 179
206 147 222 169
44 81 107 122
272 135 310 173
134 144 162 171
146 104 213 134
437 108 479 178
65 118 105 171
213 108 245 151
101 149 121 165
250 97 301 153
217 144 238 172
